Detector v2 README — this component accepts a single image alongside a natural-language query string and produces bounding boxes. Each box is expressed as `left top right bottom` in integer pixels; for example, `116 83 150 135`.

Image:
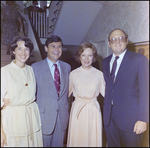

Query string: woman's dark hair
75 42 97 63
10 36 34 53
45 35 63 47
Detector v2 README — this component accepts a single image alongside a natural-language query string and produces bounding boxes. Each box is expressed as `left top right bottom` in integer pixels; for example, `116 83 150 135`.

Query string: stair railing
27 1 63 60
48 1 63 36
29 1 63 38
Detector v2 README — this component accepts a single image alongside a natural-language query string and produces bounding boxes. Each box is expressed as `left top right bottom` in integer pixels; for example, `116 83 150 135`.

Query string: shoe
6 51 10 55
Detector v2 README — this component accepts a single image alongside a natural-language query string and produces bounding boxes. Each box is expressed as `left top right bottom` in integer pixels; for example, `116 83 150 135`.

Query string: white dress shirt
46 57 61 80
110 49 127 82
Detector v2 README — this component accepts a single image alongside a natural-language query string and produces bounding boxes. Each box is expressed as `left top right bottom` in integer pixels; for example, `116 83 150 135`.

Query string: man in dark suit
102 28 149 147
31 35 71 147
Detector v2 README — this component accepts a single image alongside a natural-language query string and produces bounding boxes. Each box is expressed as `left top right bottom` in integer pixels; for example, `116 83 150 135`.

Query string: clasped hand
2 99 10 109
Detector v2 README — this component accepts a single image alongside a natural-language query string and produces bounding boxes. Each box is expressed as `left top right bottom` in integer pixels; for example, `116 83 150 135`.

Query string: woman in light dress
67 42 105 147
1 36 43 147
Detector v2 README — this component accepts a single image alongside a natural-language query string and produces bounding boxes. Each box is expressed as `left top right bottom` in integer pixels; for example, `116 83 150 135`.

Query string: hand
2 99 10 109
1 130 7 147
133 121 147 134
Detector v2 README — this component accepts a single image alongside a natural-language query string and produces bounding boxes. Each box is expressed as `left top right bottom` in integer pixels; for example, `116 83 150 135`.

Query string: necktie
110 56 119 82
54 64 60 96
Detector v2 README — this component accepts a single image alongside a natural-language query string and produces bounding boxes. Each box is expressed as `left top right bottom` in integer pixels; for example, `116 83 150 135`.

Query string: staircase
1 44 12 67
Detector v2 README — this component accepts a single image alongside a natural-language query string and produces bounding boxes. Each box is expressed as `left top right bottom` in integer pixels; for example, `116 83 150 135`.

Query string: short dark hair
75 42 97 63
45 35 63 47
108 28 128 41
10 36 34 53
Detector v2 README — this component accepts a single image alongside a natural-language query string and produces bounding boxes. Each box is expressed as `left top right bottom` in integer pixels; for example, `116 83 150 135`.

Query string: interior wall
62 45 78 59
83 1 149 58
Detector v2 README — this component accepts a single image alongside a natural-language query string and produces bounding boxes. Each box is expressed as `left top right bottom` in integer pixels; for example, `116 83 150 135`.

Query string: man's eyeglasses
109 36 126 44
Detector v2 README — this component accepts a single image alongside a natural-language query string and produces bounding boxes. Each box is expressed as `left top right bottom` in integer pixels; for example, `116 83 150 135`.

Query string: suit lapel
114 50 131 84
59 61 67 98
42 59 58 98
106 55 114 85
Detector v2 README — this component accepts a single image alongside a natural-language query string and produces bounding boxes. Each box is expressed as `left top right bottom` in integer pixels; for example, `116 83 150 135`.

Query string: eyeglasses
109 36 126 44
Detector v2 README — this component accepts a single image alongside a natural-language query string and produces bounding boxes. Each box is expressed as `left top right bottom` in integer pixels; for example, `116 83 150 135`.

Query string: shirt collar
11 60 27 70
112 49 127 59
46 57 60 69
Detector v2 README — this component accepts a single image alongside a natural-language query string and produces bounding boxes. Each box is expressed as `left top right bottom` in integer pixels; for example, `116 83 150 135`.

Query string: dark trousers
105 106 143 147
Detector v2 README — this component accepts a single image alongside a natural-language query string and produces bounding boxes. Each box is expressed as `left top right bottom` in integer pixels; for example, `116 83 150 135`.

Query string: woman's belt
75 97 100 119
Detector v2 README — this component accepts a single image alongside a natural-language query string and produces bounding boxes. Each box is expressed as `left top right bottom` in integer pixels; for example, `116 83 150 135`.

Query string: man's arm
134 55 149 134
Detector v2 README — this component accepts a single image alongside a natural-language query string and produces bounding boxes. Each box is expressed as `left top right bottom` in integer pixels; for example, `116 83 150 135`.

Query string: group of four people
1 28 149 147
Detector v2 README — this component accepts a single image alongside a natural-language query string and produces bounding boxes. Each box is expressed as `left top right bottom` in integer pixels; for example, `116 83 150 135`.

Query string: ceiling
53 1 104 45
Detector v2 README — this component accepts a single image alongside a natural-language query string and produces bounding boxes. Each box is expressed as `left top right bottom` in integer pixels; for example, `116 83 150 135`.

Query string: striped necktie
54 64 60 96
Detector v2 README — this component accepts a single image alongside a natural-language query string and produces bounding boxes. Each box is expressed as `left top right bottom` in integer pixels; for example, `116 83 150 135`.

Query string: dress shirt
46 57 61 80
110 49 127 82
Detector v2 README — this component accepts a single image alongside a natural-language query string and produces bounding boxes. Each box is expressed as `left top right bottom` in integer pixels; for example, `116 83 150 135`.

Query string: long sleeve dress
67 66 105 147
1 61 43 147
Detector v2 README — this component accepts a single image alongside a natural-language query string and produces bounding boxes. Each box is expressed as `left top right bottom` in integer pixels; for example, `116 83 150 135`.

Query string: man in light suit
102 28 149 147
31 35 71 147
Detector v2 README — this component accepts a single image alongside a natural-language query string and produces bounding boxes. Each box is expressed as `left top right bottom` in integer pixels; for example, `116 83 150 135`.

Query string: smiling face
13 41 30 67
80 48 93 69
108 29 128 56
45 42 62 63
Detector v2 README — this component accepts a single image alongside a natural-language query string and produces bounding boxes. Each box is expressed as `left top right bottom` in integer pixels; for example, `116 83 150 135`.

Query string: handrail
47 1 63 36
27 1 63 59
29 1 63 38
27 11 47 59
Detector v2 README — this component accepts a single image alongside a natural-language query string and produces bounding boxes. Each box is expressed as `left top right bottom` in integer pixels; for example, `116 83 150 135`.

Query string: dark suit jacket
31 59 71 134
102 49 149 131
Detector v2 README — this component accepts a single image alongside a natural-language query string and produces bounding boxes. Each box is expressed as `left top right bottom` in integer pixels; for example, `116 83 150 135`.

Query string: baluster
35 12 37 31
44 11 45 37
38 13 40 37
41 13 42 37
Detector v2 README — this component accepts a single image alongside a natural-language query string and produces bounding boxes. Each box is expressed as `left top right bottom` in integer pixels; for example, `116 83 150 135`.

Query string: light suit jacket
31 58 71 134
102 49 149 131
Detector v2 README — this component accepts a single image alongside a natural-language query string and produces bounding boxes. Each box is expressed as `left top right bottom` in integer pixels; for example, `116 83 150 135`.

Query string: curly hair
10 36 34 53
75 42 97 63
